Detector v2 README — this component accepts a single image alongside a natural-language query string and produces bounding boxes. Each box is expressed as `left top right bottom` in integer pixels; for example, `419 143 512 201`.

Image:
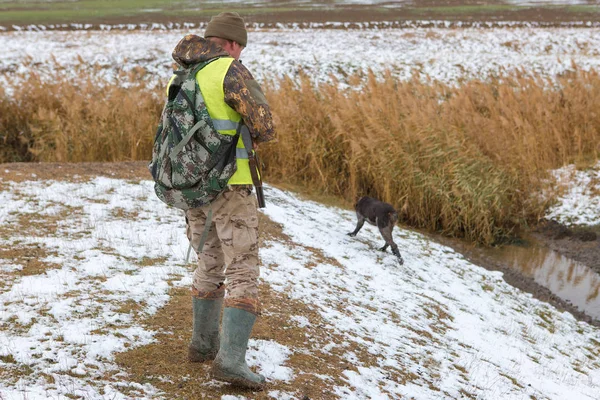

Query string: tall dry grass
1 68 599 244
260 70 600 244
0 67 161 163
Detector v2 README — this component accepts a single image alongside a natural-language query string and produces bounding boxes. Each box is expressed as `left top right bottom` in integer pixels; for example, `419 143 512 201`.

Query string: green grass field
0 0 598 26
0 0 250 24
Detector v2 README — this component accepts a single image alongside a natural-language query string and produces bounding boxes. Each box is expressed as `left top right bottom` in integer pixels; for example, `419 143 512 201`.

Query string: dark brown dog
348 196 404 265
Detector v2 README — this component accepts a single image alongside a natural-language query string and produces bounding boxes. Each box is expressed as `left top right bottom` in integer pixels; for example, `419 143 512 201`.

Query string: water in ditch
456 238 600 321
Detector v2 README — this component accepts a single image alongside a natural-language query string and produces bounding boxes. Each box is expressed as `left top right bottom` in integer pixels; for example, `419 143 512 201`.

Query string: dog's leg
378 225 394 251
391 244 404 265
348 214 365 237
378 225 404 265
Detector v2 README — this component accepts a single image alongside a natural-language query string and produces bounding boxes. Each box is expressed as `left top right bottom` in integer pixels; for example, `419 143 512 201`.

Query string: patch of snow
290 315 311 327
248 340 294 382
546 162 600 226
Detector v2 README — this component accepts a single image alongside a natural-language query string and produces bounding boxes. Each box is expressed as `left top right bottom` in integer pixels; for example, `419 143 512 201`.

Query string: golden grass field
1 67 599 245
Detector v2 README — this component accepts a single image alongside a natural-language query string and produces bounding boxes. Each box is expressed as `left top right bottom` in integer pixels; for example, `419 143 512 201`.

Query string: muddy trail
2 161 599 329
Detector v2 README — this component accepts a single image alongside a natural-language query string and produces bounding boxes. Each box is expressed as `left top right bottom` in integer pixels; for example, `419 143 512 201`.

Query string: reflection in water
488 245 600 319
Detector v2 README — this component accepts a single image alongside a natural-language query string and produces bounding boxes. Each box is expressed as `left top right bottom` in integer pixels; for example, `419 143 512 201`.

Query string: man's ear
233 41 244 51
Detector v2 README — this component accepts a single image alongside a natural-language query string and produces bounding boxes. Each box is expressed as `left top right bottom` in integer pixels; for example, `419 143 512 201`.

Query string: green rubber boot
211 307 266 390
188 297 223 362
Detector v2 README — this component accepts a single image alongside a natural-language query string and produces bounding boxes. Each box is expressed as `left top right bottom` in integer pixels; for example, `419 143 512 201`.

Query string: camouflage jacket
172 34 275 145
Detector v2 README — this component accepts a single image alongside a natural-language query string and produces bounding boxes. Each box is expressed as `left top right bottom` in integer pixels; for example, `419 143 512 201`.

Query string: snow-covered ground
0 174 599 399
1 27 600 87
547 162 600 226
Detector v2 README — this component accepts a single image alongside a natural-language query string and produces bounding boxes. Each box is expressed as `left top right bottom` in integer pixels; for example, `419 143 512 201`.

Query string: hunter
170 12 275 389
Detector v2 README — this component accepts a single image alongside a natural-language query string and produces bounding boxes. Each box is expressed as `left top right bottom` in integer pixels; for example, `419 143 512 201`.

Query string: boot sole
210 369 265 391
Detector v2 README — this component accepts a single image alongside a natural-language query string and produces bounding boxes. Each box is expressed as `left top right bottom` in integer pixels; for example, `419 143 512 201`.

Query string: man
170 12 275 390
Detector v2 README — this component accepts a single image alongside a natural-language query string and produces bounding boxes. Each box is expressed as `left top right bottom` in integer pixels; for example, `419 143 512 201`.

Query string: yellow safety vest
167 57 253 185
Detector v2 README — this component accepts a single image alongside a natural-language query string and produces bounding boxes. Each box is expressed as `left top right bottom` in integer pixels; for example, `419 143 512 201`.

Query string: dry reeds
0 67 161 163
1 67 599 244
260 69 600 244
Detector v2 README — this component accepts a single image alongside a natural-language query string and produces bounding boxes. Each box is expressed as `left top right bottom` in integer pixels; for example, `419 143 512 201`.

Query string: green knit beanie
204 12 247 47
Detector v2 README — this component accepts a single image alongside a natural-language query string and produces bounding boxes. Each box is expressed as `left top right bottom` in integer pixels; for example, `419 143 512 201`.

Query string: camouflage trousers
185 185 260 315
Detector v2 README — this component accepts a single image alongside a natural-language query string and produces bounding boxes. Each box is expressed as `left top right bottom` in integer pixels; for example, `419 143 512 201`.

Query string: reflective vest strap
212 119 239 131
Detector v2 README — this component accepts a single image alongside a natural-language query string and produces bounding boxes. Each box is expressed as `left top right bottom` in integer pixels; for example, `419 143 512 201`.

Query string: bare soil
0 161 152 183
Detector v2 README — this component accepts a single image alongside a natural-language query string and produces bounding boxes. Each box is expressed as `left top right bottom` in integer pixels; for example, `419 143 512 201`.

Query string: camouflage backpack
149 59 240 210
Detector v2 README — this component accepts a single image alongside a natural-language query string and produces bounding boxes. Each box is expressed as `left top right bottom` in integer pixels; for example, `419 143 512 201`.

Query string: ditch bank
435 220 600 328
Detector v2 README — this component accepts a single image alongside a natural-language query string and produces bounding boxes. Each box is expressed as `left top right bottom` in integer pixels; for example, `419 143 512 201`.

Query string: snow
0 176 599 399
0 178 299 399
1 27 600 88
546 162 600 226
260 186 600 399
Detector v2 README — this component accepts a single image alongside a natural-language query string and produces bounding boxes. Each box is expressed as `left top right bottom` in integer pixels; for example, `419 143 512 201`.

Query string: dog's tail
377 211 399 229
